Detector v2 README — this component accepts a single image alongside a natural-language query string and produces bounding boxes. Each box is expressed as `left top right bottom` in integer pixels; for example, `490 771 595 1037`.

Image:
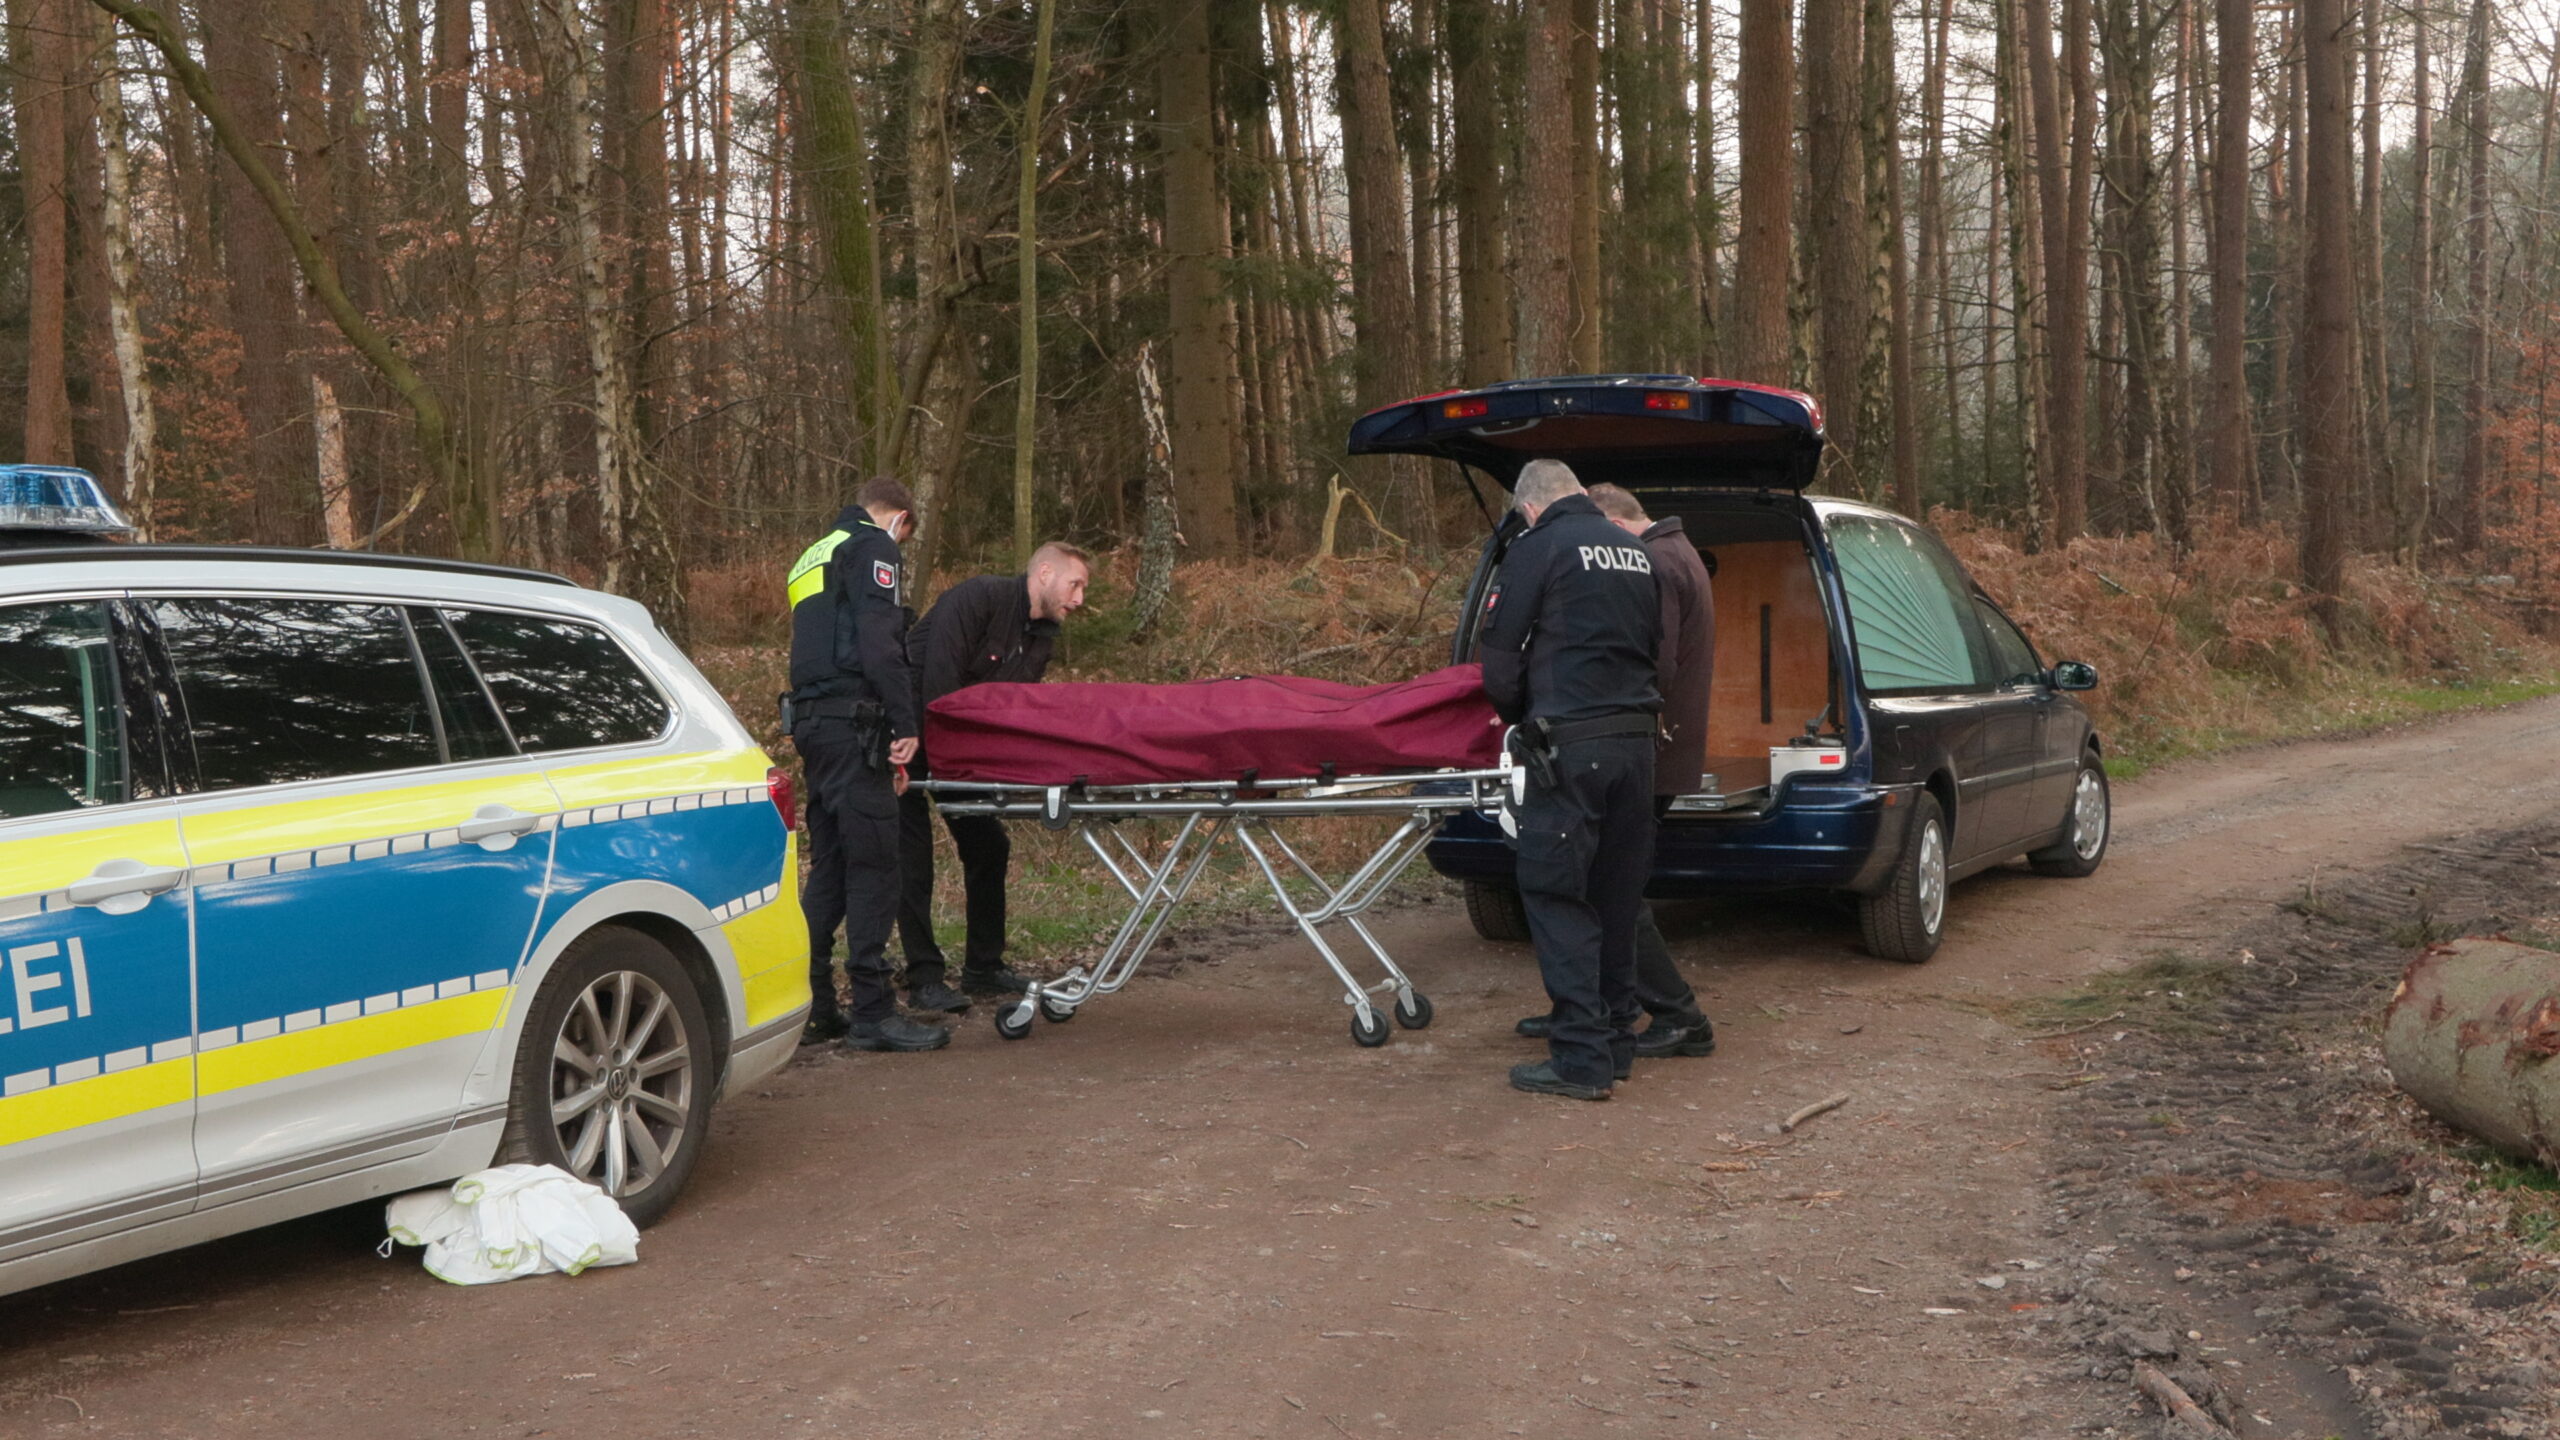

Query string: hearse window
0 601 126 818
1974 599 2043 688
1828 515 1989 695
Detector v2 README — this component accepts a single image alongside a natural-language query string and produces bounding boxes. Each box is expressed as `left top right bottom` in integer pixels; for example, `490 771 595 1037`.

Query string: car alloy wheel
2070 769 2108 861
547 969 695 1200
1914 818 1947 936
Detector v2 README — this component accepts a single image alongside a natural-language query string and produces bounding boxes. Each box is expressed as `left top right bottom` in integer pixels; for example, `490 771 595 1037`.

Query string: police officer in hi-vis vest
783 476 949 1053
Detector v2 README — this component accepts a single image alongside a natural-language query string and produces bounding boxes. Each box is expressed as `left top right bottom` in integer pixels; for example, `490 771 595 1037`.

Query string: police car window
407 607 515 762
0 601 125 818
1974 599 2043 688
443 609 669 752
151 598 440 790
1827 516 1991 694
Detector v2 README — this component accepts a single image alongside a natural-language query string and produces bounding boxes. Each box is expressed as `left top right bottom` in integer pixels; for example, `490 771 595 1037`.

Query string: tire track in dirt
5 698 2560 1438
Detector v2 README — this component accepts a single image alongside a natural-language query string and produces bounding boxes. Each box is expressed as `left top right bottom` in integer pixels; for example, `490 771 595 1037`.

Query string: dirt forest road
7 700 2560 1440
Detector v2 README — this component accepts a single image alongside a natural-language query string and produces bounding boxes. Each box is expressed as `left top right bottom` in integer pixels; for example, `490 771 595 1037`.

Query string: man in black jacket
896 541 1091 1012
1479 459 1662 1100
785 476 947 1053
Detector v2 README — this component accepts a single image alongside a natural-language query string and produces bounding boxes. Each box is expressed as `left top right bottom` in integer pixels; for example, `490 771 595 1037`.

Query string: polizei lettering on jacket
1576 544 1654 574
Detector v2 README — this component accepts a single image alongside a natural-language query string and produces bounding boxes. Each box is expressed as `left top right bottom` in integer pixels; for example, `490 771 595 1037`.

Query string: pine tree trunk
1012 0 1058 562
2300 0 2354 629
1694 0 1722 370
1569 0 1602 369
1866 0 1916 513
1450 0 1513 383
2358 0 2390 546
1732 0 1793 386
1157 0 1240 557
2460 0 2490 553
204 4 311 543
2406 1 2437 552
2210 0 2253 512
783 0 892 477
19 0 74 466
1518 0 1577 373
1804 0 1867 490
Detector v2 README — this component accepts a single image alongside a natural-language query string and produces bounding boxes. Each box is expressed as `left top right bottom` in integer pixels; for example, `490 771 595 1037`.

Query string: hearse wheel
1860 793 1947 964
1464 880 1531 942
2028 759 2110 878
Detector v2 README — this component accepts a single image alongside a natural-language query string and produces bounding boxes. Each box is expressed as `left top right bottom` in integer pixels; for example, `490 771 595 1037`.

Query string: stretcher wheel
1394 991 1434 1030
994 1003 1036 1040
1038 996 1078 1024
1351 1007 1391 1048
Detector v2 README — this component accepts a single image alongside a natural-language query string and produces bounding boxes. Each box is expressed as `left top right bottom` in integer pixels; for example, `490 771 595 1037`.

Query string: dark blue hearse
1349 374 2109 963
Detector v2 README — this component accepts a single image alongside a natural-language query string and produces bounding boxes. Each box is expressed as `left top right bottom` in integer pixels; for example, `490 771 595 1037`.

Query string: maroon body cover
924 664 1503 786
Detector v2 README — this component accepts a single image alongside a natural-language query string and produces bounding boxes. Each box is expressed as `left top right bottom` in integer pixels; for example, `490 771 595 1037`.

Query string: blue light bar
0 466 131 535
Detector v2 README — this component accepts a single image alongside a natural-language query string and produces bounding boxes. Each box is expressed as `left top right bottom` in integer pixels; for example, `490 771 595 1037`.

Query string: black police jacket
1478 491 1664 726
908 574 1060 710
785 507 920 739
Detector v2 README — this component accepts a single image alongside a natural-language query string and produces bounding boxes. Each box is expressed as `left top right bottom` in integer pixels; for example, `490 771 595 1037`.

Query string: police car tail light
768 766 798 831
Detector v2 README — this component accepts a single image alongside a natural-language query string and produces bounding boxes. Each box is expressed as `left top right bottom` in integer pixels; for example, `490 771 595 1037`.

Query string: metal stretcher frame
922 765 1516 1046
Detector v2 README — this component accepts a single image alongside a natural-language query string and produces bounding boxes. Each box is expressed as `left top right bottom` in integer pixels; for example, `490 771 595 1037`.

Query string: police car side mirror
2049 660 2098 692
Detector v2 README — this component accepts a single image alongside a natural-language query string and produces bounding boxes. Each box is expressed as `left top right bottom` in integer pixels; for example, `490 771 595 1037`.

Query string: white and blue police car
0 472 810 1296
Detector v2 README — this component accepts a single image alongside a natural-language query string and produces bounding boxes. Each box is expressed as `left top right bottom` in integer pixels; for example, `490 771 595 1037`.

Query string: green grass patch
2000 949 2238 1037
2455 1146 2560 1251
2104 673 2560 781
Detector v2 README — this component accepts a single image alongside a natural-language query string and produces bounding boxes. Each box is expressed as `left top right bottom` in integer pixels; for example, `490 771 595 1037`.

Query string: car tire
2028 758 2111 878
498 926 717 1229
1859 793 1947 964
1464 879 1532 942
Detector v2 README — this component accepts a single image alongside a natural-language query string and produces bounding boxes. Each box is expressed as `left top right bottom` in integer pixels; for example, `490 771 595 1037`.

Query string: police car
0 475 808 1297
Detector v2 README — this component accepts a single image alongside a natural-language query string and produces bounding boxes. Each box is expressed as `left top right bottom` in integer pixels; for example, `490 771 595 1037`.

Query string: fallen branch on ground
1781 1092 1851 1132
2132 1361 2233 1437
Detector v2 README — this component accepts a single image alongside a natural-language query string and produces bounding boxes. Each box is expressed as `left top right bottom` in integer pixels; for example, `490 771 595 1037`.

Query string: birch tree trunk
91 4 154 535
2460 0 2491 552
546 0 640 593
2406 1 2437 552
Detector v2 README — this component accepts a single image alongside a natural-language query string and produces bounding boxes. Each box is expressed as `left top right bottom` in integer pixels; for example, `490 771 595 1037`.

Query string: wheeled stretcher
923 765 1515 1046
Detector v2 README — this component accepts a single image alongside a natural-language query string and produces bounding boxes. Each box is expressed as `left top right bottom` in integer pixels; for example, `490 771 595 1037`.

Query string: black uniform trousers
796 718 900 1025
1631 796 1708 1028
1515 735 1658 1088
896 752 1012 985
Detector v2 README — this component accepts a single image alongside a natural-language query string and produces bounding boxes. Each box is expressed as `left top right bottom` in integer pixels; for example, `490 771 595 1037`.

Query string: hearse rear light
1442 398 1490 420
1643 391 1693 411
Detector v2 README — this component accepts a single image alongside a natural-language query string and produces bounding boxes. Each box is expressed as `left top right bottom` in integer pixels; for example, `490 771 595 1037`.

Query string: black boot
905 978 972 1014
800 995 850 1046
1508 1060 1610 1101
961 964 1035 997
1634 1017 1717 1059
1515 1012 1555 1040
841 1014 953 1053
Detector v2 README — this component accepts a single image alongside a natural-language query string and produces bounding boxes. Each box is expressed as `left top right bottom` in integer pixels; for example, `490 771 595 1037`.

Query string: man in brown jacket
1516 484 1716 1059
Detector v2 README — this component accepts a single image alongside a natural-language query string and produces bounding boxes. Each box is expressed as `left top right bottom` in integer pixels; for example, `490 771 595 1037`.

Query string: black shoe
1615 1056 1634 1083
799 1009 850 1046
905 979 972 1014
1515 1013 1554 1040
1635 1018 1717 1059
1508 1060 1610 1101
961 965 1034 997
841 1015 953 1053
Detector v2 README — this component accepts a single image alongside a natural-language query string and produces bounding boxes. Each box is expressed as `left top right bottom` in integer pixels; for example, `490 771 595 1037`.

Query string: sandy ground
7 697 2560 1439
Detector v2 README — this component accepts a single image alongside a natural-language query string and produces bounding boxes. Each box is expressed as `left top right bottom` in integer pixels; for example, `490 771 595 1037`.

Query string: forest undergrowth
686 519 2560 971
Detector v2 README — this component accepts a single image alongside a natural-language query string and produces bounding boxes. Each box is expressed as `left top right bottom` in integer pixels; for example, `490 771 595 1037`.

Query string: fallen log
2382 938 2560 1166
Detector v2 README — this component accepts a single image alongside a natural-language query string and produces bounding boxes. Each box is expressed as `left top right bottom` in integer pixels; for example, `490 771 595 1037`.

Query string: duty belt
1540 712 1659 747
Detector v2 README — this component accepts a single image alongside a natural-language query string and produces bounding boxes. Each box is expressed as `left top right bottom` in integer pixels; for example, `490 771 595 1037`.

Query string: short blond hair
1029 540 1090 571
1586 483 1648 524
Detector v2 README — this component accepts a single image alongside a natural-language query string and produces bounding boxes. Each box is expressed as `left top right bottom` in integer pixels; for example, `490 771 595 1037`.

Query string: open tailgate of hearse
1345 374 1825 491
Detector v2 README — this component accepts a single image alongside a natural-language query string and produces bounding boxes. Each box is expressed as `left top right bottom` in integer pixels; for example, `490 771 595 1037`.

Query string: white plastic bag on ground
384 1164 639 1285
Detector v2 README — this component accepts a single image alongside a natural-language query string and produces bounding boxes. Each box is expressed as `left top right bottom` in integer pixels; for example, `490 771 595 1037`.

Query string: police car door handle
66 858 187 913
457 804 545 848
